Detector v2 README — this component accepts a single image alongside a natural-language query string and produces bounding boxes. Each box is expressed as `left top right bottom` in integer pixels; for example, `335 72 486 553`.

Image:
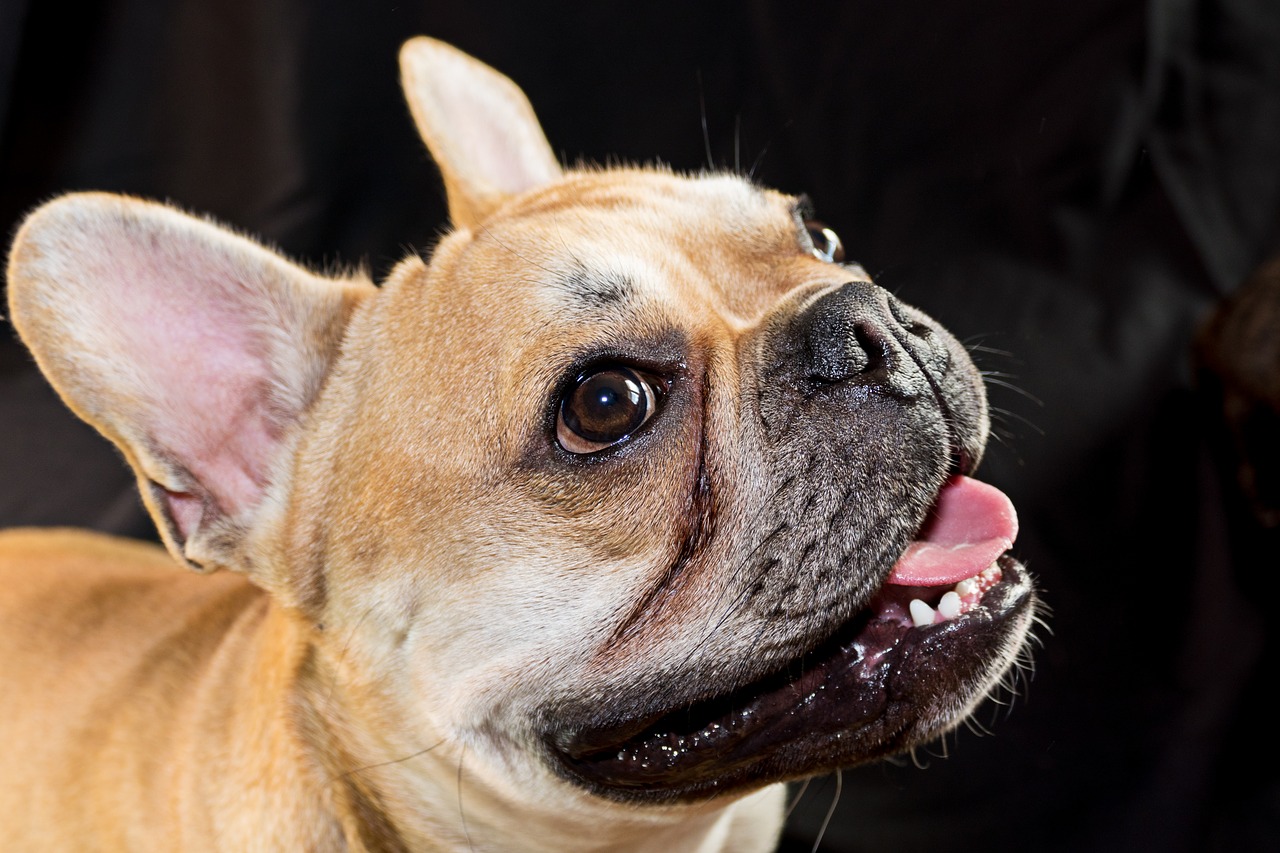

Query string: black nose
757 280 982 471
797 280 926 395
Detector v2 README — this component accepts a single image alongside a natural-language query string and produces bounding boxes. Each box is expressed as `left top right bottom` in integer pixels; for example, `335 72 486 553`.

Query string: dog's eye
557 366 661 454
805 219 845 264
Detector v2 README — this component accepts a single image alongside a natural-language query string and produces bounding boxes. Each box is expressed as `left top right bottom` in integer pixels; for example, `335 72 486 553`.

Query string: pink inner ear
165 490 204 542
98 241 285 526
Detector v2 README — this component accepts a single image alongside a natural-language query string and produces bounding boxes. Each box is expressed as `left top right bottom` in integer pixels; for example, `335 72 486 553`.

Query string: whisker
1029 610 1055 638
747 119 792 181
476 223 557 276
972 702 998 734
327 740 446 785
982 376 1044 406
322 604 378 714
988 429 1017 448
785 778 812 820
989 404 1044 436
966 343 1017 359
676 478 801 670
811 770 841 853
697 70 714 171
724 612 780 697
983 689 1012 708
734 115 742 174
458 743 474 851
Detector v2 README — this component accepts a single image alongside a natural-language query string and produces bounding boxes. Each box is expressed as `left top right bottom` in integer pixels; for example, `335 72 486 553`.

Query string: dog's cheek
510 462 683 562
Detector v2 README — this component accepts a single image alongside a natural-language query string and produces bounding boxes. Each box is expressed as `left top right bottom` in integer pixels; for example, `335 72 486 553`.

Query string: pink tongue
886 475 1018 586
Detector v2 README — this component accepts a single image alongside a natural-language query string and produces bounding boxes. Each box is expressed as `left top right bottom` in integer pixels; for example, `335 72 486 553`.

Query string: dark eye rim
553 361 673 456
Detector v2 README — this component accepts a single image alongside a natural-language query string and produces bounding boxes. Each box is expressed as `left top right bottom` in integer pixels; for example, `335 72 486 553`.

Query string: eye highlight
557 366 664 454
804 219 845 264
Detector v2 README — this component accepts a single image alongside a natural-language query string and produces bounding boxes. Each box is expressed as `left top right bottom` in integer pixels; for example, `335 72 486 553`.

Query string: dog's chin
542 552 1035 803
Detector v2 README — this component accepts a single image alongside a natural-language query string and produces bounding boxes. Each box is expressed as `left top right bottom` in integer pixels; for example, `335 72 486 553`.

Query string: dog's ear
399 37 562 230
6 193 375 576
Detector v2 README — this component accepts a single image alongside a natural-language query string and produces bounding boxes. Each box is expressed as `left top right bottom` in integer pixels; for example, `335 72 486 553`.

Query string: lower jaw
548 555 1035 802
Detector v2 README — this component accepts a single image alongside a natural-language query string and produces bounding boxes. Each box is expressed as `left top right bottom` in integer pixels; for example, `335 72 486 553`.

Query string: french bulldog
0 37 1037 852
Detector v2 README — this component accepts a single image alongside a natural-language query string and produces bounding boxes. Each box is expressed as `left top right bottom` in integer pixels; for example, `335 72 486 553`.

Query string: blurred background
2 1 1279 849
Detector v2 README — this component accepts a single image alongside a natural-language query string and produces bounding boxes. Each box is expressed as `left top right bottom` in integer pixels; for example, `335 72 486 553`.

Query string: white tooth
955 578 978 598
938 591 963 620
909 599 936 627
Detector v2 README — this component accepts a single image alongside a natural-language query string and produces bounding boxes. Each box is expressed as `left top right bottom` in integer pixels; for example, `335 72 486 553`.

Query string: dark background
3 1 1279 850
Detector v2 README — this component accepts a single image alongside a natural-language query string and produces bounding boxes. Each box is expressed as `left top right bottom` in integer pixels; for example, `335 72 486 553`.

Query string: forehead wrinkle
552 262 635 309
533 243 675 314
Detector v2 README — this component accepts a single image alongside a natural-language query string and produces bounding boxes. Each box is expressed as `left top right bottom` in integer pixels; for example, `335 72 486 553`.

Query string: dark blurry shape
1197 257 1280 528
1191 254 1280 853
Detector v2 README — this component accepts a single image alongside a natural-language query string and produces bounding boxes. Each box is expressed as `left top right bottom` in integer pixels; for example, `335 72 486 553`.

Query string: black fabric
3 1 1279 849
0 0 25 141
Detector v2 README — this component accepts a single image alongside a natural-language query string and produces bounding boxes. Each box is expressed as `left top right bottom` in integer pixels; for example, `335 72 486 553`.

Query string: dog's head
7 38 1035 809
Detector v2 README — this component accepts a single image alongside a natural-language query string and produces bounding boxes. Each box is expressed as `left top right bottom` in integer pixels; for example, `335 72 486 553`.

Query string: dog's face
7 38 1034 814
303 167 1032 804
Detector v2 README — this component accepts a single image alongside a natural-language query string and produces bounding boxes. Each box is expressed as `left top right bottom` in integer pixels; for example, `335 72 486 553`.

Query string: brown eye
805 219 845 263
557 367 661 454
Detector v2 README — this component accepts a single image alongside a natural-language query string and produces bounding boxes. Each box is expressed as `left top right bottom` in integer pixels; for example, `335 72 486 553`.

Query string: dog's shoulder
0 527 262 658
0 526 198 592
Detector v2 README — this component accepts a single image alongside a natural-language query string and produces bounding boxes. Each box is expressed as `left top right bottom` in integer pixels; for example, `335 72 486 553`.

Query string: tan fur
0 174 792 851
0 36 1027 852
0 38 802 852
0 530 343 850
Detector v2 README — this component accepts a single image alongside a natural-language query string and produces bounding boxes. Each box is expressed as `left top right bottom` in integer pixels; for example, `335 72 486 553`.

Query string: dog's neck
217 599 778 852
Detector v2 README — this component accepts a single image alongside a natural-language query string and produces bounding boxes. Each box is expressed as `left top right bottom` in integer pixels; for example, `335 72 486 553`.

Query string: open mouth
546 476 1035 802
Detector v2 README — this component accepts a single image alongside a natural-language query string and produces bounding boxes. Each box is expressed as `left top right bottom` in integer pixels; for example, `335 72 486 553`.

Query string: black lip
546 555 1034 802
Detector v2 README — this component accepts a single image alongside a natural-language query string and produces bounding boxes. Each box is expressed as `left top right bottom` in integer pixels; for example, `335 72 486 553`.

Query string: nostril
804 317 889 384
851 322 888 375
797 281 900 388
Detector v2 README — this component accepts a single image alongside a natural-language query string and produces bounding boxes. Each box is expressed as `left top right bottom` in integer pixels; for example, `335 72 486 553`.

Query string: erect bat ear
399 37 563 230
6 193 375 578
